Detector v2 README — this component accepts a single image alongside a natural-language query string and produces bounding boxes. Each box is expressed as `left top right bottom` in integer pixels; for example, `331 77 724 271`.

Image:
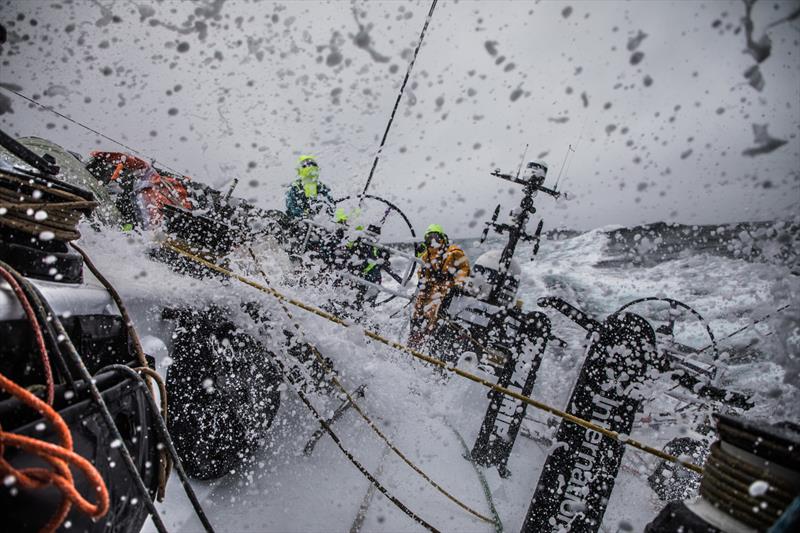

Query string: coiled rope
1 132 209 527
2 133 173 498
0 373 110 533
246 248 496 526
700 417 799 531
166 242 705 475
700 442 790 530
0 171 96 242
0 261 175 533
1 263 109 532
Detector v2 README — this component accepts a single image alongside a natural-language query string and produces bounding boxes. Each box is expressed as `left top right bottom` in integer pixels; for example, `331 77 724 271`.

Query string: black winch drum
645 414 800 532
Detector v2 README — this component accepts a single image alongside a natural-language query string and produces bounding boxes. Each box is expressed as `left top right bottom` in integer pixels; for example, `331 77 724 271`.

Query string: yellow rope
0 171 96 241
245 248 496 525
164 242 705 475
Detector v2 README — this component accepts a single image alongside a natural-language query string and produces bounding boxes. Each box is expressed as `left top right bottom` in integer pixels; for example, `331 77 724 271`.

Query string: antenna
515 143 530 180
556 117 588 192
224 177 239 201
554 144 574 191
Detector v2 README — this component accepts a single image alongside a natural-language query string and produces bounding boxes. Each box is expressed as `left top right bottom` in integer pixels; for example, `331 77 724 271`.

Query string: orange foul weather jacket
412 244 470 336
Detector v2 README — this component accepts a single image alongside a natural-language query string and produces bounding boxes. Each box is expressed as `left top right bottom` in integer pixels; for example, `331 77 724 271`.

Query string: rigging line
245 248 496 525
233 278 442 533
359 0 439 198
555 115 588 191
440 417 504 533
0 265 54 405
0 86 187 177
291 372 440 532
560 148 576 191
553 144 572 191
515 143 530 181
349 444 391 533
163 243 705 475
97 366 215 533
696 304 792 354
71 242 172 501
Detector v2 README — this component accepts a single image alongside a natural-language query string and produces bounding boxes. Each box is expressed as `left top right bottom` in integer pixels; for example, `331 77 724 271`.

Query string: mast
484 165 561 305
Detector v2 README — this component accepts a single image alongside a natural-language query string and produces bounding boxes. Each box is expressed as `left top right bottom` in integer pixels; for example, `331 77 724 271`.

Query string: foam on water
73 221 797 532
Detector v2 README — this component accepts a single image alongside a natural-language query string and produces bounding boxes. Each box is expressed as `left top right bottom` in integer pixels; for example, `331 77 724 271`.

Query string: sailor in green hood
285 155 335 219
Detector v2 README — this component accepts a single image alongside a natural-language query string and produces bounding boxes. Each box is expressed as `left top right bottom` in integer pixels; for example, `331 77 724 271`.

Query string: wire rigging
165 242 706 475
697 304 791 354
555 116 588 191
360 0 439 198
246 248 496 526
553 144 573 191
0 86 187 178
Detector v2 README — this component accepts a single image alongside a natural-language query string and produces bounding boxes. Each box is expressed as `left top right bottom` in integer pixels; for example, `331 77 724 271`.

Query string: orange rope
0 372 110 533
0 267 54 405
109 162 124 182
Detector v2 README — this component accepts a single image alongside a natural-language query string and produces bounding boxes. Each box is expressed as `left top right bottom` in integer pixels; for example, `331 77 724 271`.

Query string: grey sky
1 0 798 240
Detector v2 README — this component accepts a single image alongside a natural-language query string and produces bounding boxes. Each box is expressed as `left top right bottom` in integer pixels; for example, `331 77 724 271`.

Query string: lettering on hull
472 310 551 477
522 310 660 533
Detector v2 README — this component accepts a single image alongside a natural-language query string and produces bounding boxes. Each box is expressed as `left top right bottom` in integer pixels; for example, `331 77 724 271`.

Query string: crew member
285 155 335 220
327 208 386 309
409 224 470 350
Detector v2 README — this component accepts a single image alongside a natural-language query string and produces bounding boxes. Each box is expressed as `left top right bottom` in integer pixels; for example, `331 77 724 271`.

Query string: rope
0 259 76 391
697 304 792 354
0 263 172 533
441 419 504 533
0 265 54 405
349 444 390 533
137 367 171 500
0 171 97 241
0 371 110 533
246 248 496 525
70 243 149 369
70 242 172 500
0 87 187 177
164 243 706 475
96 365 215 533
700 441 793 530
360 0 439 197
240 342 440 532
297 381 440 531
298 379 439 531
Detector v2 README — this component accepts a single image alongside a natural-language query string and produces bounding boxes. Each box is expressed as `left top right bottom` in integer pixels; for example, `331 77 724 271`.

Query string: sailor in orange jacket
409 224 470 349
